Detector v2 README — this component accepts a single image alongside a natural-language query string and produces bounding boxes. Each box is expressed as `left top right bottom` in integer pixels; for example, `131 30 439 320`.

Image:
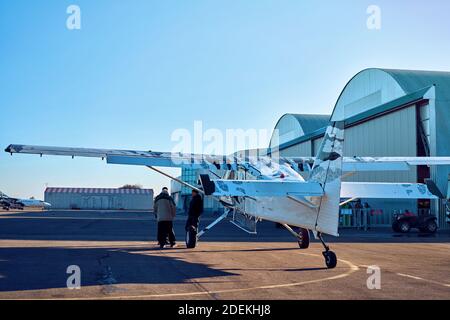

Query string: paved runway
0 210 449 299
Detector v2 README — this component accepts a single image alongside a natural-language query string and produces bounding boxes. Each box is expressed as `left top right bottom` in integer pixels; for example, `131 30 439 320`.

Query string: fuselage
217 165 319 231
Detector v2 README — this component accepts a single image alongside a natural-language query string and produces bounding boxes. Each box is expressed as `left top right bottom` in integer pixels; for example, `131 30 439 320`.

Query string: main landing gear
282 224 310 249
186 210 230 249
318 232 337 269
296 227 310 249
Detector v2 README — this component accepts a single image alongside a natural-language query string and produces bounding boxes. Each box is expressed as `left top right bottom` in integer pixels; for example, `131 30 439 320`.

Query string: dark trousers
185 215 199 232
157 221 176 245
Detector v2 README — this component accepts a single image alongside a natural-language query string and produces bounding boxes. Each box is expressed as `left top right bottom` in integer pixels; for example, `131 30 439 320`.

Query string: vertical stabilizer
308 121 345 236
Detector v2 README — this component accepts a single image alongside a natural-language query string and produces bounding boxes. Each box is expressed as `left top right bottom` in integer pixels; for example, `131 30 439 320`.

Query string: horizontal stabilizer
341 182 439 199
199 175 324 197
342 162 409 172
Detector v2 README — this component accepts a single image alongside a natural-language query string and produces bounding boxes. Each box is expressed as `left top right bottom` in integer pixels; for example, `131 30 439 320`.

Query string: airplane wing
341 182 439 199
4 144 303 179
4 144 239 170
5 144 450 175
198 175 324 197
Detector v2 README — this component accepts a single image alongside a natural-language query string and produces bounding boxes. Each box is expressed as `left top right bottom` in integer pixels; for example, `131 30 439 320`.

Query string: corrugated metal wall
343 106 417 183
310 106 417 178
312 137 323 156
45 192 153 210
280 141 311 157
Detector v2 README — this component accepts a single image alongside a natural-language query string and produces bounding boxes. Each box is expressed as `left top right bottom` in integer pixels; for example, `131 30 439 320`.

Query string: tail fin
308 121 344 236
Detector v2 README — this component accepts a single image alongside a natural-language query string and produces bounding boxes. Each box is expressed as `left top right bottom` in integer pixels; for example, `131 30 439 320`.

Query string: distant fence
339 208 432 230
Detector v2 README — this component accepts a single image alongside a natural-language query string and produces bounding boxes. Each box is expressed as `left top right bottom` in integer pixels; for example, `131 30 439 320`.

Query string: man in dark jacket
154 187 176 248
185 189 203 232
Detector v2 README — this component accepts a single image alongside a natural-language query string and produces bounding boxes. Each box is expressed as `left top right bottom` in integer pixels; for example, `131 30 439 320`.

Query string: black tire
323 251 337 269
185 227 197 249
398 221 411 233
392 221 400 233
296 227 310 249
424 220 438 234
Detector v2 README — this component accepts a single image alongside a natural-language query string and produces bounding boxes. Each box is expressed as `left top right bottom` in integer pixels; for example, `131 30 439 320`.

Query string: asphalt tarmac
0 210 449 299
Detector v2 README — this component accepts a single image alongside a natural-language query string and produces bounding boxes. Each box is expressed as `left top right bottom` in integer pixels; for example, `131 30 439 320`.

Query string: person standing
354 199 363 229
154 187 176 248
185 189 203 233
363 202 371 230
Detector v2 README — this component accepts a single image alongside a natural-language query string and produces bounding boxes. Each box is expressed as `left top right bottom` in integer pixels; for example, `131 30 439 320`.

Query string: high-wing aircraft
5 121 450 268
0 191 51 210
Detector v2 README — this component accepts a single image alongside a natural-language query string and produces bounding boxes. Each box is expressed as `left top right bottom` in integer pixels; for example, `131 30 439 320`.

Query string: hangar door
343 105 417 183
82 196 111 210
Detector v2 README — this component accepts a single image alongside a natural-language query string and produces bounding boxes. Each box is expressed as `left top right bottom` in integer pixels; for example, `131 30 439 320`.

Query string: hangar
170 68 449 229
44 187 154 210
269 68 450 229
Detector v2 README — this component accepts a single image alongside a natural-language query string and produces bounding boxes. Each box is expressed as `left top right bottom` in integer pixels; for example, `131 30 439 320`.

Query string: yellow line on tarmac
396 273 450 288
52 252 360 300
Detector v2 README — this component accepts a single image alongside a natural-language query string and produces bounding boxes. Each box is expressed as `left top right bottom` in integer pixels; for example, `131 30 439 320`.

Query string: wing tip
4 144 13 153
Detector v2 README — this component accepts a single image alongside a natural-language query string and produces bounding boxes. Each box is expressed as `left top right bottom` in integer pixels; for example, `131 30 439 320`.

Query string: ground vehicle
392 211 438 234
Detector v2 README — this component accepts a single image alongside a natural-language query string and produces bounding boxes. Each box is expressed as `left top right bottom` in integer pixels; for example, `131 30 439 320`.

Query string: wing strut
197 210 230 239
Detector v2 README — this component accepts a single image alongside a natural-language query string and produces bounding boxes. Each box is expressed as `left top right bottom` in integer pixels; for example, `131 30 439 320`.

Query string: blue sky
1 0 450 198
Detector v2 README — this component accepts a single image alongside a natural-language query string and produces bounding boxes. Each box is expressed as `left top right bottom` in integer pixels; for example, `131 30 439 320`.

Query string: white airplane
5 121 450 268
0 191 51 210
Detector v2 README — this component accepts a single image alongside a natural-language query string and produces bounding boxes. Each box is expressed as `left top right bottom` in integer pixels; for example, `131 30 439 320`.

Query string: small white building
44 187 153 210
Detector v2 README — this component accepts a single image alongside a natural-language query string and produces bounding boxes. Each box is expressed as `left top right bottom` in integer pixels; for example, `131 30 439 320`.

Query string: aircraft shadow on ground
0 211 448 243
0 246 237 292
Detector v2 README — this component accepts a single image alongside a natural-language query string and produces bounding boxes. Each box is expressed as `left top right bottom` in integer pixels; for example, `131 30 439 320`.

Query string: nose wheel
318 232 337 269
